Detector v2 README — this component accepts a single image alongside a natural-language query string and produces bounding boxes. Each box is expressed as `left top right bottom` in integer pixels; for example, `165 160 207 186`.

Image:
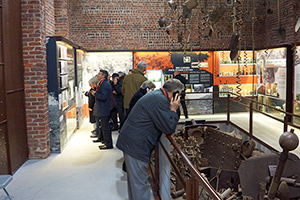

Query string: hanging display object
276 0 286 42
159 0 227 53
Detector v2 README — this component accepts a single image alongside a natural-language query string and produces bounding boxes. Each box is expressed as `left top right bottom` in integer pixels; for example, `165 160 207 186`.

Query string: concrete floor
2 119 128 200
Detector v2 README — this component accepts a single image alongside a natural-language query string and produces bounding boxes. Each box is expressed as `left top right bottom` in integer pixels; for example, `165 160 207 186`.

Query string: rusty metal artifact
241 140 255 158
158 17 167 28
229 31 239 61
184 0 198 10
268 129 299 199
168 0 177 10
169 120 300 199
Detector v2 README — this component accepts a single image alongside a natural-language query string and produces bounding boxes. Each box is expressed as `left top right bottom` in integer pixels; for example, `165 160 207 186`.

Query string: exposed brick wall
45 0 55 36
65 0 299 51
263 0 298 48
65 0 264 51
54 0 70 38
22 0 52 159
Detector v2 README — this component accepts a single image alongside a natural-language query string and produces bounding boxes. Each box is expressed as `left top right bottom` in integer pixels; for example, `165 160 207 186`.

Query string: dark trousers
95 116 103 141
124 153 150 200
110 107 118 130
181 100 188 118
100 116 112 147
116 103 124 127
95 116 100 136
180 95 188 118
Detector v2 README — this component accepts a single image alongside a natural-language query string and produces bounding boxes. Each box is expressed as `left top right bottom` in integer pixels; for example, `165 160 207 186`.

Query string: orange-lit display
133 52 174 70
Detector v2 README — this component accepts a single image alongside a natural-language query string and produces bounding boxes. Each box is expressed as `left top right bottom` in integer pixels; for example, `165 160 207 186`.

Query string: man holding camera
116 78 184 200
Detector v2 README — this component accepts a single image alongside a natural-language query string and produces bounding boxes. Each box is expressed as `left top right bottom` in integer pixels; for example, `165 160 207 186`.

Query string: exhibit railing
157 136 222 200
151 91 300 200
180 91 300 152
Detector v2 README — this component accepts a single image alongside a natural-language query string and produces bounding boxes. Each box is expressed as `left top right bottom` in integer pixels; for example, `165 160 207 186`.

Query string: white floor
2 119 128 200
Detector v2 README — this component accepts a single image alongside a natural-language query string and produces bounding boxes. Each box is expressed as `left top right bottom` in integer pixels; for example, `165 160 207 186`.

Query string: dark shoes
99 145 113 150
90 135 98 138
93 139 104 143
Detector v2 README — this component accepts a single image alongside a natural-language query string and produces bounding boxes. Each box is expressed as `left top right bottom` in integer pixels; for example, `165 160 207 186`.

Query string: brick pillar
55 0 70 38
21 0 54 159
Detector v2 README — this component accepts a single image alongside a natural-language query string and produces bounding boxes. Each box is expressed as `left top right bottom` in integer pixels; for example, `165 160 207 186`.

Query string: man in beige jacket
122 61 148 114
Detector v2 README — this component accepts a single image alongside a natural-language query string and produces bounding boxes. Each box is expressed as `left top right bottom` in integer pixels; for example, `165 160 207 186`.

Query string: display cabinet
218 51 258 97
219 51 257 77
257 94 285 119
255 47 287 120
219 84 257 97
46 36 79 152
75 49 85 129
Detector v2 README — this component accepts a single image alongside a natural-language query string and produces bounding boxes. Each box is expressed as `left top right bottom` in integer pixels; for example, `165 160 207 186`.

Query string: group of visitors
86 60 187 200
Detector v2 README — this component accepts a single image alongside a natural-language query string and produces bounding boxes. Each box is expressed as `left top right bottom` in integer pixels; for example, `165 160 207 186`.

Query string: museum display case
46 36 80 152
293 46 300 125
217 51 258 97
219 51 257 77
75 49 85 129
219 84 257 97
256 47 287 119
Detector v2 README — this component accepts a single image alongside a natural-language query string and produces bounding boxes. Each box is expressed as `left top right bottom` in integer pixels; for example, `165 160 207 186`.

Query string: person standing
85 76 98 136
111 73 124 129
116 78 184 200
91 69 113 150
173 70 189 119
127 80 156 116
122 61 148 114
121 80 156 172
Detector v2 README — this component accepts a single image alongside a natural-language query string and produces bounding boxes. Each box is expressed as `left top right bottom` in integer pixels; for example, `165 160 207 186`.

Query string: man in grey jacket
116 78 184 200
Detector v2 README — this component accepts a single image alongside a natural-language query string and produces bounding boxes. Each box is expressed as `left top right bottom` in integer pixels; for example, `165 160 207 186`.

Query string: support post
250 102 253 138
154 146 159 194
227 93 230 125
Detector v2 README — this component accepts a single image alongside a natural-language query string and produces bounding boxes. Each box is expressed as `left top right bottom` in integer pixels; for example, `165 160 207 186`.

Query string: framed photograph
59 61 68 74
60 75 68 89
61 90 68 110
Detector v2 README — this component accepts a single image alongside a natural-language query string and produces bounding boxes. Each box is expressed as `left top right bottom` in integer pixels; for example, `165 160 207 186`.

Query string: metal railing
151 91 300 200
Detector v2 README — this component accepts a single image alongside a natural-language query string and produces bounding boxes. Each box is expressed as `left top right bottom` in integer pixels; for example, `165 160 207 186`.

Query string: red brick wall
263 0 298 48
45 0 55 36
65 0 262 51
22 0 53 159
55 0 70 38
66 0 298 51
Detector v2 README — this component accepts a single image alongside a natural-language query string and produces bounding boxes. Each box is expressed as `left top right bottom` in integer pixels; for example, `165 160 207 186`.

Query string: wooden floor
179 112 300 157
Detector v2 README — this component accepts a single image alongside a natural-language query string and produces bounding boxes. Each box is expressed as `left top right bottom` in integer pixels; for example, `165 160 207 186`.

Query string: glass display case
256 47 287 120
219 84 257 97
47 36 79 152
75 49 85 129
219 51 257 77
293 46 300 125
